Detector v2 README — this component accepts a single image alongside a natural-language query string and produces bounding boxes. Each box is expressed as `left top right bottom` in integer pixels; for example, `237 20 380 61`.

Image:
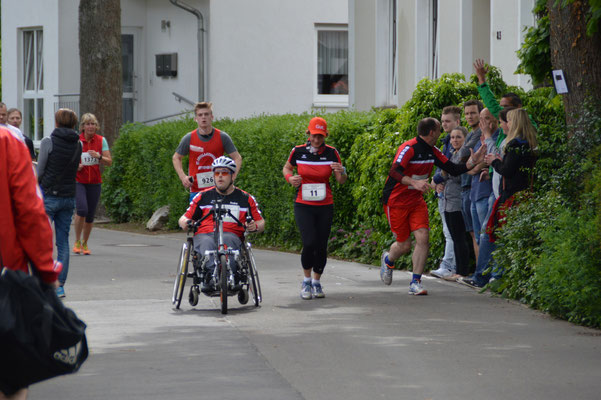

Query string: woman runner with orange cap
282 117 347 300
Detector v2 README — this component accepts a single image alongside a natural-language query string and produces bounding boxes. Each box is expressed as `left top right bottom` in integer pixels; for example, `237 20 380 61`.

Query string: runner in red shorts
380 117 485 295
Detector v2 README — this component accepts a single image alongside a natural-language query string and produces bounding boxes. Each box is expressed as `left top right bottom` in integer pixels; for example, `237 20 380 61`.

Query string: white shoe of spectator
430 266 455 279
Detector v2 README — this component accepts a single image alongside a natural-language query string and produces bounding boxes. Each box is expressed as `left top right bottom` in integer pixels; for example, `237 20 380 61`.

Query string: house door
121 31 138 123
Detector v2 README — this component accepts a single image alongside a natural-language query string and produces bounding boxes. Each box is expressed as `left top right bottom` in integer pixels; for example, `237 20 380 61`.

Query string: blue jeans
471 195 491 244
43 195 75 286
473 193 502 285
438 198 456 271
461 189 473 232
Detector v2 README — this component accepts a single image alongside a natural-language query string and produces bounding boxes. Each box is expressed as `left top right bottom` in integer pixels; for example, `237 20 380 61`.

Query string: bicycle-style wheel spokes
247 245 261 306
173 242 190 308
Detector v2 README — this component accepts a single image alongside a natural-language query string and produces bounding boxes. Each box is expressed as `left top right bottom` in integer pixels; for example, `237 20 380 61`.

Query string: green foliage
491 192 560 304
560 0 601 35
517 0 601 85
494 190 601 328
104 67 601 326
102 119 194 226
491 100 601 328
535 206 601 326
516 14 551 86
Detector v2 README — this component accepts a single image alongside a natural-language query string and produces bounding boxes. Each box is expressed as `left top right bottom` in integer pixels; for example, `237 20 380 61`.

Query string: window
122 34 135 123
22 29 44 141
390 0 398 103
315 25 348 106
431 0 439 79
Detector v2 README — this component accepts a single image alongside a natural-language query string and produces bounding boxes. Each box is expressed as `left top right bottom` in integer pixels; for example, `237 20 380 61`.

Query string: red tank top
76 133 103 184
188 129 224 192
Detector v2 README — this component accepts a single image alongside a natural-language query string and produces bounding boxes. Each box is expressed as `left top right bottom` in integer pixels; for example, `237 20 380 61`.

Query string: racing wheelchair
172 198 262 314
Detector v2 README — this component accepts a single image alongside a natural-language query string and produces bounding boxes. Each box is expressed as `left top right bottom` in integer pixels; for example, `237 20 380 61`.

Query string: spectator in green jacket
473 59 537 150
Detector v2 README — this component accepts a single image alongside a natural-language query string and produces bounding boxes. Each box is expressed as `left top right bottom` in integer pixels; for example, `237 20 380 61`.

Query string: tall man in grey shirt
457 99 484 259
172 102 242 201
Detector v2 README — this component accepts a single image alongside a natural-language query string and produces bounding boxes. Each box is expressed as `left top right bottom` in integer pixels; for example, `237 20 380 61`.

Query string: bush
491 101 601 328
534 207 601 327
103 70 567 273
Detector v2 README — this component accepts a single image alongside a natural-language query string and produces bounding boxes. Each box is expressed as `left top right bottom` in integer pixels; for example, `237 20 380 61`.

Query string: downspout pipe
169 0 204 102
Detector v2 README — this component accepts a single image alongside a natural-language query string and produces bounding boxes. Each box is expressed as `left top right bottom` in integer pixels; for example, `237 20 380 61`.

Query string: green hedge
103 70 601 327
490 102 601 328
103 68 563 270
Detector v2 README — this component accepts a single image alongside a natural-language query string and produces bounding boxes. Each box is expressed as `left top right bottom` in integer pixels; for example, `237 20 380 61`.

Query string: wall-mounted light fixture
161 20 171 31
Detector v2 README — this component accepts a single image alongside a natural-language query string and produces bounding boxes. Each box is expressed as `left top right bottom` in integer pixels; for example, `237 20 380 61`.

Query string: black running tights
294 203 333 275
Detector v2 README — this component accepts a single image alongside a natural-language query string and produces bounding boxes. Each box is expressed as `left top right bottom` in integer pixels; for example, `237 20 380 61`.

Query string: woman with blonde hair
73 113 112 256
474 108 538 285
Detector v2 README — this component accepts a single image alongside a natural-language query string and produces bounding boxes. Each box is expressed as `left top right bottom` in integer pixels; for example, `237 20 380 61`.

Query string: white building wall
58 0 80 110
127 0 210 123
490 0 534 88
438 0 464 75
1 0 61 142
3 0 347 129
208 0 347 119
349 0 536 110
349 0 377 111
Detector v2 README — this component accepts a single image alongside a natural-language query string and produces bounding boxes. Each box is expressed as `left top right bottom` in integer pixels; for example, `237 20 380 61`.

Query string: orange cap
307 117 328 136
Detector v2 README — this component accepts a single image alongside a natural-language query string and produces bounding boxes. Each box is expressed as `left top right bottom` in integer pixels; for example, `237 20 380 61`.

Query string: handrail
172 92 196 106
140 110 193 125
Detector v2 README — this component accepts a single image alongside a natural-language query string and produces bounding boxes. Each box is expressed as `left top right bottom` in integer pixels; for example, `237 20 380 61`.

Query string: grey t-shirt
175 128 237 156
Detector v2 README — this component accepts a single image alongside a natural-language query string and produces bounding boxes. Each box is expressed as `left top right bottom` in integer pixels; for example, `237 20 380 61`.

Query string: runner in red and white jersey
379 117 485 295
282 117 347 300
172 102 242 202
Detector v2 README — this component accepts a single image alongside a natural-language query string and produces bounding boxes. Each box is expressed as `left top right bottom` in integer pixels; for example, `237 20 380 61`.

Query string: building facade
1 0 348 143
348 0 536 110
1 0 536 144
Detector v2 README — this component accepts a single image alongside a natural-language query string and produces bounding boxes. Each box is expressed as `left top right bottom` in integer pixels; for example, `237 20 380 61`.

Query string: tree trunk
79 0 122 148
548 0 601 130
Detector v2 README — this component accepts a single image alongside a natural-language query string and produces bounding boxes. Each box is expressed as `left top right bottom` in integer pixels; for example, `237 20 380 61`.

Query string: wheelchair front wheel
173 242 190 309
219 254 228 314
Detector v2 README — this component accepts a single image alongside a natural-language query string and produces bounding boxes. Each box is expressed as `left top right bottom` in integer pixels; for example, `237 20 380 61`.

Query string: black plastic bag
0 269 88 395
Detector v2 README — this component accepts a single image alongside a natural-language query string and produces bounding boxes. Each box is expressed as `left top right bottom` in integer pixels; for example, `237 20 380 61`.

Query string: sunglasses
213 171 231 177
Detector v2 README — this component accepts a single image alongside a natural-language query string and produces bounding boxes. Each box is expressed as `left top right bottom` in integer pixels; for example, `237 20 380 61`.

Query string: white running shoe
409 280 428 295
430 267 455 279
300 281 313 300
380 251 394 285
312 282 325 298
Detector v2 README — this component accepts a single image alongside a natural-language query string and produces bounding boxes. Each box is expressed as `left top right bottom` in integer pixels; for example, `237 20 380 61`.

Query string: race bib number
80 152 98 166
301 183 326 201
223 204 240 223
196 171 214 188
408 174 429 190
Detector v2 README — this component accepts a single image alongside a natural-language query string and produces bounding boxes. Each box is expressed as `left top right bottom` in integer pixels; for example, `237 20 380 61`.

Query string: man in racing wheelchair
178 156 264 293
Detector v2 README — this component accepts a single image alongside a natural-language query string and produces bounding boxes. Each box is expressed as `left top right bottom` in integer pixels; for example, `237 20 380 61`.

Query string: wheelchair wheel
189 286 199 306
238 288 249 305
246 244 262 306
172 242 190 309
219 254 228 314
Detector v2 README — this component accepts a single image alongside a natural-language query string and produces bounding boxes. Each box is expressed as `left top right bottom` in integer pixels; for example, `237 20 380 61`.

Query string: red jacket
0 128 60 283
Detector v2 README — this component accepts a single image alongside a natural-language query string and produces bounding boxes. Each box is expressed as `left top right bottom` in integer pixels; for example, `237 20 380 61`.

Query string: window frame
21 28 45 141
313 24 349 108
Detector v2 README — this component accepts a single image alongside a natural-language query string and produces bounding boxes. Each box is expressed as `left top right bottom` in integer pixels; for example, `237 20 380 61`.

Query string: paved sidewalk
30 227 601 400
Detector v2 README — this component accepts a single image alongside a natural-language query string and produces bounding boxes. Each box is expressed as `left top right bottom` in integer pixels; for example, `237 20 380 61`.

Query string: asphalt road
30 227 601 400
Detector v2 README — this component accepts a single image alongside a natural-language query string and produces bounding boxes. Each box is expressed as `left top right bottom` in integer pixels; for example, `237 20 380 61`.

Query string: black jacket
491 138 537 202
39 128 82 197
